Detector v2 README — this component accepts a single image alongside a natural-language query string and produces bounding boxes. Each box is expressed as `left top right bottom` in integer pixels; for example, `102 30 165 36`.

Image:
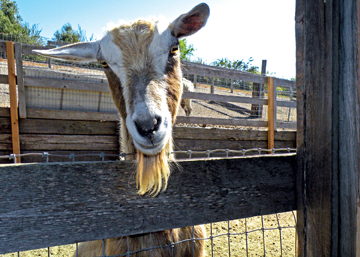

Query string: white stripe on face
100 21 179 155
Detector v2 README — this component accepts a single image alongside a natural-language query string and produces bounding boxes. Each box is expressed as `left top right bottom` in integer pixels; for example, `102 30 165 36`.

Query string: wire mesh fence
0 43 297 129
0 148 296 163
183 73 296 124
0 211 297 257
0 149 297 257
0 212 297 257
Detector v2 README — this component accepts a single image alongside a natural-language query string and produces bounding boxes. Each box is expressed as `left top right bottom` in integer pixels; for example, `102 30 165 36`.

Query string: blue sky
14 0 296 79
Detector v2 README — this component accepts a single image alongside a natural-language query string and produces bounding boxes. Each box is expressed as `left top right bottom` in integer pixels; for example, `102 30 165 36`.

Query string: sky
14 0 296 79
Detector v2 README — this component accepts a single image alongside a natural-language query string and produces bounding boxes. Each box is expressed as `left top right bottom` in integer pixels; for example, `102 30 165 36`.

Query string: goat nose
134 115 162 143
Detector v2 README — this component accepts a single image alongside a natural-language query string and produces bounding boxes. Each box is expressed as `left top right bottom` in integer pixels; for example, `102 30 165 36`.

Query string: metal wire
1 148 297 257
0 148 296 164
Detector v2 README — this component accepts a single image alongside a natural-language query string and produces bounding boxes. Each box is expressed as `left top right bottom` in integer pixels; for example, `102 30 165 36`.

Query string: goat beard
136 140 174 196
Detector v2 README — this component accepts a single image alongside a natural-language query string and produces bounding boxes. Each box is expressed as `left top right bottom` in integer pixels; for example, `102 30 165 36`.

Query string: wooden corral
1 0 359 255
0 107 296 163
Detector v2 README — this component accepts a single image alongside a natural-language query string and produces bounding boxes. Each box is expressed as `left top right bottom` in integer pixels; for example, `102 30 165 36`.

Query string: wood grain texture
182 61 296 88
6 41 21 163
0 154 296 254
18 118 118 135
15 43 26 118
24 77 109 92
267 77 275 149
175 116 268 128
296 0 359 256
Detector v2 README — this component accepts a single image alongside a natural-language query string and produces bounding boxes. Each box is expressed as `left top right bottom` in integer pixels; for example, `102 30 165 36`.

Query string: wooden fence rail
0 154 296 254
0 107 296 163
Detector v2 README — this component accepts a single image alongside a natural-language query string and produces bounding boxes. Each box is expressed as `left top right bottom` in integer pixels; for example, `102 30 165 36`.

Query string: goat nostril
153 115 162 132
134 116 162 141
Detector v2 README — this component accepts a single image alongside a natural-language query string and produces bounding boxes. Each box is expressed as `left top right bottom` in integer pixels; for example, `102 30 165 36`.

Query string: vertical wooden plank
6 41 21 163
296 0 359 256
337 0 359 254
357 0 360 256
295 0 305 255
194 73 197 88
210 77 214 94
15 43 26 118
230 79 233 93
251 60 267 118
267 76 275 150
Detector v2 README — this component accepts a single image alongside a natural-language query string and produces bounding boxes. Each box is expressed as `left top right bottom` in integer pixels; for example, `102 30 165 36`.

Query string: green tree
53 23 93 43
0 0 43 44
211 57 259 74
179 38 195 61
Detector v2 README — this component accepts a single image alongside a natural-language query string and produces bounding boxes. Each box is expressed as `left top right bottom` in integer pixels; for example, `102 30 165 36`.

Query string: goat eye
170 45 179 54
99 60 109 68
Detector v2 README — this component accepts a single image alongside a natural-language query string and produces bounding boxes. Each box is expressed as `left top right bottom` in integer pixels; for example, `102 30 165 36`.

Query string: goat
181 78 194 116
34 3 210 257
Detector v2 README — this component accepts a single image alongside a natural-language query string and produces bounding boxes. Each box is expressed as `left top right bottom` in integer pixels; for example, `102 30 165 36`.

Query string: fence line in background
0 40 296 161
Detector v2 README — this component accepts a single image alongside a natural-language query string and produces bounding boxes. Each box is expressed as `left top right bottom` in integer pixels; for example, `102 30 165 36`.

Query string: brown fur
75 19 205 257
106 21 183 195
75 225 206 257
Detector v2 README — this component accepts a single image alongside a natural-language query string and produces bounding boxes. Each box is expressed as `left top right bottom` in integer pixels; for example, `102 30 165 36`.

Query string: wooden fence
0 154 296 254
0 107 296 163
0 0 359 255
0 41 296 163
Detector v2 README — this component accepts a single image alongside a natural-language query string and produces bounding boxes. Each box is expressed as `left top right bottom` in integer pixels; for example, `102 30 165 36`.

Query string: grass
1 212 297 257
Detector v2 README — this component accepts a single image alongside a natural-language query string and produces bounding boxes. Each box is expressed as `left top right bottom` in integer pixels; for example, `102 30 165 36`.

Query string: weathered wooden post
6 41 21 163
210 77 214 94
251 60 267 118
296 0 359 256
267 77 275 150
14 43 26 119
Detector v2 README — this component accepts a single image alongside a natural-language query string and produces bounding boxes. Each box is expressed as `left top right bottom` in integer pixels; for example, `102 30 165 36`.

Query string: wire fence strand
0 148 296 164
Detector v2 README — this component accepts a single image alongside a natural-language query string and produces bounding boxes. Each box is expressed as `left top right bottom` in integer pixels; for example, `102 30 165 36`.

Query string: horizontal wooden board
0 118 295 141
182 61 267 84
176 116 268 127
182 91 268 105
182 61 296 88
26 108 119 121
19 118 118 135
0 74 8 84
24 77 109 92
183 92 296 108
0 108 10 117
1 134 118 151
173 126 296 141
0 154 296 254
0 134 11 150
174 139 295 152
0 117 10 133
1 108 296 130
19 134 119 151
0 118 118 135
0 135 295 155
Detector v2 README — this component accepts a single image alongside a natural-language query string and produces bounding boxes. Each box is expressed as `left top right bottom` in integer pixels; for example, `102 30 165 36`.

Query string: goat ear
33 41 100 63
171 3 210 38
